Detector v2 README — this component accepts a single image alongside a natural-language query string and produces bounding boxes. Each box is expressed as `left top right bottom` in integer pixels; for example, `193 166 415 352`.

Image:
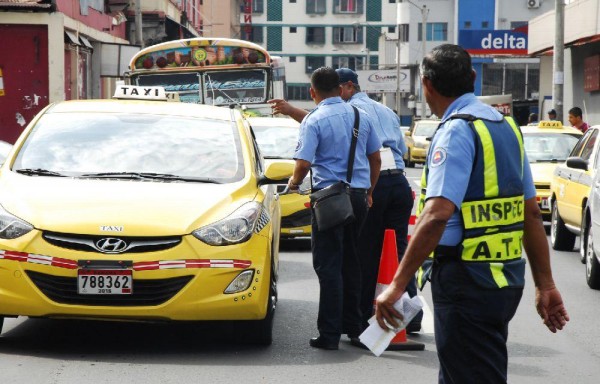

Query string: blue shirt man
287 67 381 351
427 92 536 246
335 68 420 336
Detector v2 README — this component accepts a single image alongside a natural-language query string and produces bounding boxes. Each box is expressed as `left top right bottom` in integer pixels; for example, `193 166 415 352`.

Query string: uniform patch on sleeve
430 147 447 168
295 140 302 151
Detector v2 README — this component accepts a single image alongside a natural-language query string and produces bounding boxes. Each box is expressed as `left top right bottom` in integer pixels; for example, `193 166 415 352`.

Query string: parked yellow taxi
521 121 582 222
250 116 311 238
0 86 290 344
404 119 439 167
551 125 600 257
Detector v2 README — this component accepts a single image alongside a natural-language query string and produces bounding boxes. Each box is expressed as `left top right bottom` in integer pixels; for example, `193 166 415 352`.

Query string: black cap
548 109 557 115
335 68 359 85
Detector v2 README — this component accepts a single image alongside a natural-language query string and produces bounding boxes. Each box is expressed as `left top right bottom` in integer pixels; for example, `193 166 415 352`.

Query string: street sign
357 69 411 93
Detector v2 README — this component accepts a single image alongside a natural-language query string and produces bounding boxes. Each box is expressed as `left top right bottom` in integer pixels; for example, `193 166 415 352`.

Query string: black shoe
309 337 338 350
349 337 368 350
406 321 421 334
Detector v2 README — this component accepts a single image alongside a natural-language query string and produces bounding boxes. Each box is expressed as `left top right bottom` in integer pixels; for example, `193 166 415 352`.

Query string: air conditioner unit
527 0 541 9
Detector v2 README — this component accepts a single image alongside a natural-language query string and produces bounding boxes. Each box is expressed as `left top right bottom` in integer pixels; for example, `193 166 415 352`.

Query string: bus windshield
126 38 282 112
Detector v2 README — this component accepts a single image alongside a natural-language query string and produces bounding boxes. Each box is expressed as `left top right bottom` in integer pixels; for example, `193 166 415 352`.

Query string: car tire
581 212 590 264
0 316 3 335
586 226 600 289
550 202 576 251
406 150 415 168
235 267 277 346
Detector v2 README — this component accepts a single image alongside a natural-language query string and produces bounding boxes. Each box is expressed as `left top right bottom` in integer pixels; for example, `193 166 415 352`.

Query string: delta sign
459 29 528 55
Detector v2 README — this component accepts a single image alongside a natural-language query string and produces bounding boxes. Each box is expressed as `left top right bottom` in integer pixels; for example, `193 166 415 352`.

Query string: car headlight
0 205 33 239
192 201 262 246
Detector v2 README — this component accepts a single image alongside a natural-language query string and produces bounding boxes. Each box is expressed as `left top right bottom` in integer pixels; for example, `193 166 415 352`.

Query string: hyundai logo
95 238 128 253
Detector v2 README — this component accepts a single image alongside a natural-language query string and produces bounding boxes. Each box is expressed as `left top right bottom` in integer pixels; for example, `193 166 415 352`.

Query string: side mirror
259 160 294 185
566 156 588 171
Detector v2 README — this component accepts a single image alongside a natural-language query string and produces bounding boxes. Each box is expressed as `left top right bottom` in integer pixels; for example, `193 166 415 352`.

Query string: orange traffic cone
376 229 424 351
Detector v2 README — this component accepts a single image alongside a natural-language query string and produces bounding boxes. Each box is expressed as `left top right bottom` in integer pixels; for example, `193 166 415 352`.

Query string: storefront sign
356 69 410 93
459 29 528 55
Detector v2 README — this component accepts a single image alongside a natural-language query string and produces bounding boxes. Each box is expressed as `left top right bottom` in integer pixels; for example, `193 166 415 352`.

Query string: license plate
541 198 550 210
78 269 133 295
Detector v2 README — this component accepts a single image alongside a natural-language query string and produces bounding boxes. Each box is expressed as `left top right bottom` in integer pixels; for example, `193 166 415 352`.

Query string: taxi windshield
13 112 244 183
414 122 438 137
523 132 581 163
253 125 299 159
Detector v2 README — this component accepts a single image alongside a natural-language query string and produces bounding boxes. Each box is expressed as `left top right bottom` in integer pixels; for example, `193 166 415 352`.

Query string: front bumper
279 193 311 237
0 231 272 322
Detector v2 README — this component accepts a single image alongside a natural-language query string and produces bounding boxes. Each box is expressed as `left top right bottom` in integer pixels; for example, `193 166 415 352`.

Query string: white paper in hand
359 292 423 356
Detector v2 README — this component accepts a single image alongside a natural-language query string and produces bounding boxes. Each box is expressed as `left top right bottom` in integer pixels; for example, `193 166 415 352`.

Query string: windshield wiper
15 168 66 177
79 172 221 183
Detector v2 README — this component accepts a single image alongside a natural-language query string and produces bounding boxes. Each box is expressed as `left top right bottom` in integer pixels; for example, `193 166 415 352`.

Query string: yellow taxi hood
528 162 557 184
0 172 258 236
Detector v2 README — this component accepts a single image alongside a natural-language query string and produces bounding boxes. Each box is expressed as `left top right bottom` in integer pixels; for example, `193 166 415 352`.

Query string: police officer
335 68 421 336
375 45 569 383
286 67 382 350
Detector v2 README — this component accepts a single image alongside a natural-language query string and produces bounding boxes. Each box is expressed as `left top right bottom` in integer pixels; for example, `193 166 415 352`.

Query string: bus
125 38 285 116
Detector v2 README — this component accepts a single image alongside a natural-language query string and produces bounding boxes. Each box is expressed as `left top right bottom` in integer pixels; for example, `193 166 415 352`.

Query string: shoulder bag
309 106 360 231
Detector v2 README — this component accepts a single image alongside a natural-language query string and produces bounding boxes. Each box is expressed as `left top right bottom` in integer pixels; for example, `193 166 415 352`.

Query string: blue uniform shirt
425 93 536 246
295 96 381 189
349 92 407 169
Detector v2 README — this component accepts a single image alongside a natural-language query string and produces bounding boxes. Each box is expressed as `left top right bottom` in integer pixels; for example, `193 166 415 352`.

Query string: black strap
347 106 360 183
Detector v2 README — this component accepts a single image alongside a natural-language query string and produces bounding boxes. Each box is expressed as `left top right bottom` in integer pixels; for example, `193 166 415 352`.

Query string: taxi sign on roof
538 120 563 128
113 85 169 101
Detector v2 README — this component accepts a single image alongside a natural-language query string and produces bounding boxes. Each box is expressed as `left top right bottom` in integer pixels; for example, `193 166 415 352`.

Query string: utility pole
420 5 428 118
396 3 402 116
553 0 565 121
135 0 143 48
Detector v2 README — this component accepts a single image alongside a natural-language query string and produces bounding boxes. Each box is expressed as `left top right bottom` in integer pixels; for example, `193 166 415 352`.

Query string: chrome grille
43 231 181 254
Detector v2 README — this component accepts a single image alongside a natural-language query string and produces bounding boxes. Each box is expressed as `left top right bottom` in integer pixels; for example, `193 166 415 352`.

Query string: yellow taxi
0 86 291 344
404 119 440 167
521 121 582 222
551 125 600 256
249 116 311 238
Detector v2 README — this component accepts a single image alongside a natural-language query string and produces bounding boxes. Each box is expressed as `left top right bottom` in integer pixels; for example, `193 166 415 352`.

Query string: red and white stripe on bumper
0 249 251 271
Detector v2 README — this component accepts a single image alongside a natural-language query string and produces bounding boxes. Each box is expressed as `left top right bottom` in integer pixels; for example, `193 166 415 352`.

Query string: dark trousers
357 172 415 329
431 259 523 384
311 189 369 343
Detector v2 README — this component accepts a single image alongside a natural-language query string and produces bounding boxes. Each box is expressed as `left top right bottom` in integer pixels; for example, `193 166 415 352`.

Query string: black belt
433 245 461 260
380 169 405 176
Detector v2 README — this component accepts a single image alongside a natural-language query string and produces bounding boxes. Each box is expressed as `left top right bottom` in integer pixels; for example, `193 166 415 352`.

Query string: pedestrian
547 108 557 121
285 67 382 350
375 44 569 383
269 68 422 342
527 112 538 125
568 106 589 133
335 68 422 338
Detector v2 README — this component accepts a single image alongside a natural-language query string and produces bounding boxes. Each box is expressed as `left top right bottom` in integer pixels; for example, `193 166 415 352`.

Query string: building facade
0 0 201 144
529 0 600 125
234 0 555 124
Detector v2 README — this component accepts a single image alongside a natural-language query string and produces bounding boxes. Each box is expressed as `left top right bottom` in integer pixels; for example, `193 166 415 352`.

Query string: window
388 26 395 34
398 24 409 42
289 56 297 63
464 21 471 29
287 84 311 100
482 21 489 28
290 27 297 33
307 0 326 14
333 26 362 44
580 130 598 161
418 23 448 42
290 0 296 2
332 56 362 71
334 0 363 14
511 21 528 29
306 56 325 73
306 27 325 44
243 26 263 43
253 0 264 13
